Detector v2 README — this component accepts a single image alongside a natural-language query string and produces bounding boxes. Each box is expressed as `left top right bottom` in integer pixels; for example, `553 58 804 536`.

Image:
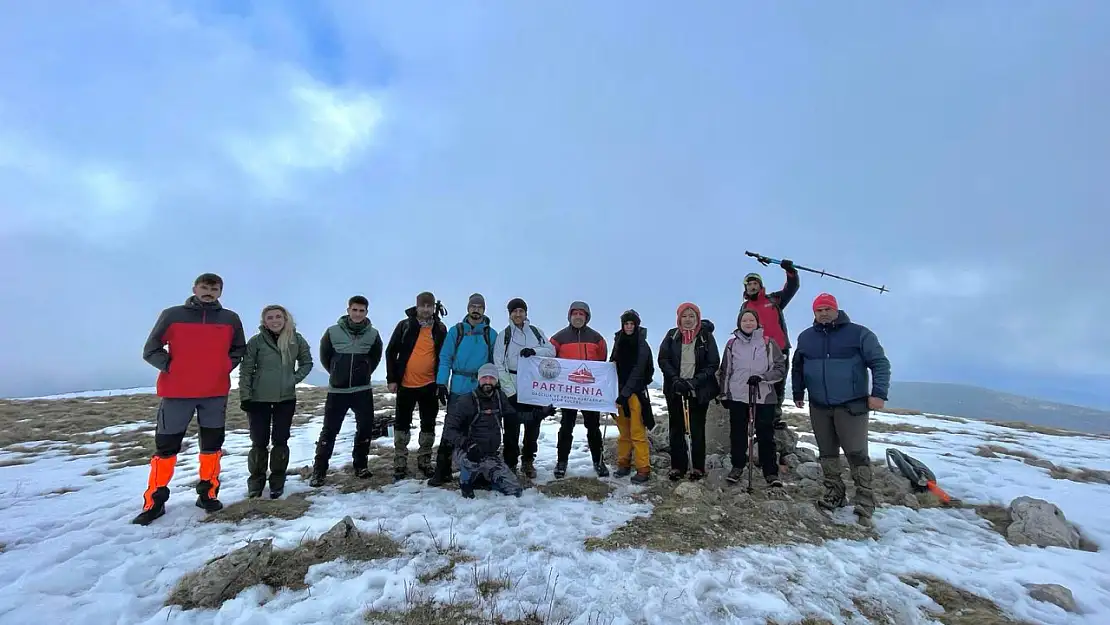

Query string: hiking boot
668 469 685 481
851 464 876 519
817 457 847 510
353 467 373 479
726 467 744 484
309 463 327 487
522 460 537 479
689 469 705 481
460 483 476 499
630 470 650 484
394 429 411 475
417 432 436 477
131 503 165 525
195 451 223 513
614 465 633 478
554 461 567 479
268 444 289 499
393 469 407 483
594 462 610 478
766 477 787 499
246 446 268 498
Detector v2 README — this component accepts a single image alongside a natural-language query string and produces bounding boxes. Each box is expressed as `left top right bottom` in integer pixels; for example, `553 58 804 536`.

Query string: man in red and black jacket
131 273 246 526
548 300 610 479
741 259 799 422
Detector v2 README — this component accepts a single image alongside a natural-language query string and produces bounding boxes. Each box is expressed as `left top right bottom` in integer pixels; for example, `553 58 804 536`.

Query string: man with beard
494 297 556 478
440 364 523 498
427 293 498 487
548 301 609 478
385 291 448 481
741 259 799 421
132 272 246 525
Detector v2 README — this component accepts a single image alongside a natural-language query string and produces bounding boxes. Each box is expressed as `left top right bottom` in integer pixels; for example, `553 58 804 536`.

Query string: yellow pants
616 393 650 472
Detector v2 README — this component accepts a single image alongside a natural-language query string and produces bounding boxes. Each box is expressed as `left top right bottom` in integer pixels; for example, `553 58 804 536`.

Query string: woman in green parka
239 304 313 498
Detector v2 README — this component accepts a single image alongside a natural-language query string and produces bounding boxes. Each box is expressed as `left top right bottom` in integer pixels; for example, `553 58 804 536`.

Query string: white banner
516 356 618 412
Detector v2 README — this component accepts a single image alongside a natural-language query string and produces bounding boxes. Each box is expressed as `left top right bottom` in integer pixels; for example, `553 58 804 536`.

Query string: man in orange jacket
132 273 246 525
548 301 610 478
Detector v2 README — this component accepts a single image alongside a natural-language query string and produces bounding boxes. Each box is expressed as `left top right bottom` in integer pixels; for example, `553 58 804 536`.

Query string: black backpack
503 324 544 359
454 322 494 363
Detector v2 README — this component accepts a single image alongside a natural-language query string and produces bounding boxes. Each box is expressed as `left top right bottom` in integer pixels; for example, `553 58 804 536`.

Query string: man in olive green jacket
238 306 314 498
311 295 383 486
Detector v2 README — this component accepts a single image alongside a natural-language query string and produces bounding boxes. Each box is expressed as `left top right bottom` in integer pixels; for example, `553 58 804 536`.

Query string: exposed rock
774 427 799 458
1025 583 1078 613
798 478 824 497
704 453 726 470
792 503 827 526
794 447 817 464
902 494 921 510
703 402 732 455
167 539 273 610
734 492 753 506
1024 458 1056 471
648 424 670 453
674 482 703 500
796 462 823 482
759 500 790 516
782 453 801 471
1007 497 1081 549
650 454 671 470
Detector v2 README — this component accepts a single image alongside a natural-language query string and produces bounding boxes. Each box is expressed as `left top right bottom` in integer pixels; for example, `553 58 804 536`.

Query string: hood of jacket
567 300 591 323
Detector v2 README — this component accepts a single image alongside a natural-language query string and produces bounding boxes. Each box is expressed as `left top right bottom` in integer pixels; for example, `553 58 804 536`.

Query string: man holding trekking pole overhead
792 292 891 525
741 257 799 424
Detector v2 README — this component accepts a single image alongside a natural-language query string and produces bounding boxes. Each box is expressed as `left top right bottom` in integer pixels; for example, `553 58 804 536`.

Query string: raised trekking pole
746 384 758 493
744 251 888 294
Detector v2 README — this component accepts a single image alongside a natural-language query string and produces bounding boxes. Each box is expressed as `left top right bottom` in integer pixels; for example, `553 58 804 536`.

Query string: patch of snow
0 391 1108 623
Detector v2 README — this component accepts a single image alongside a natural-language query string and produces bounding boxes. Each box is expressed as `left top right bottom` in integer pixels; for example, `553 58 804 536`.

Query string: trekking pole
682 395 692 462
744 251 888 294
746 385 757 493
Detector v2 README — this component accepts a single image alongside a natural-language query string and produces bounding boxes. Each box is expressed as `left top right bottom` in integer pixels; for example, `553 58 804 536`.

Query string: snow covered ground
1 391 1109 624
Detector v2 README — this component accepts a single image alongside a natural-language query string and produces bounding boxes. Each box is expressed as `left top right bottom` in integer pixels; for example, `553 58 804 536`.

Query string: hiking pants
247 399 296 448
809 401 869 467
453 449 522 497
394 383 439 470
666 395 708 473
142 396 227 511
729 401 778 478
556 409 603 464
431 393 466 479
774 348 790 413
314 390 375 471
615 393 650 472
503 395 541 468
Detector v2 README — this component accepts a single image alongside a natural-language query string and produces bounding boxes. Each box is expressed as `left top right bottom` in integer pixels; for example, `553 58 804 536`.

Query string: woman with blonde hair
239 304 313 498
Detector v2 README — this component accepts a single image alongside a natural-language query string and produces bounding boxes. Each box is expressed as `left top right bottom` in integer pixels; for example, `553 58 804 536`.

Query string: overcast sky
2 1 1108 408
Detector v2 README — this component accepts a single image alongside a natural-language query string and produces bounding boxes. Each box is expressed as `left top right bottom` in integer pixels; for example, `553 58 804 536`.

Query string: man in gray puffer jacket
792 293 891 523
441 364 523 498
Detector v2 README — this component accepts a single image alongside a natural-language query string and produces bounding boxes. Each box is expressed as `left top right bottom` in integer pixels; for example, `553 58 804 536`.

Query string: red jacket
549 326 608 361
143 297 247 398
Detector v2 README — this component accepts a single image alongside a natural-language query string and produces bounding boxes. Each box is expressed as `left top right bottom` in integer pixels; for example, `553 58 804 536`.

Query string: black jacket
442 388 516 457
658 320 721 404
610 327 653 399
385 307 448 385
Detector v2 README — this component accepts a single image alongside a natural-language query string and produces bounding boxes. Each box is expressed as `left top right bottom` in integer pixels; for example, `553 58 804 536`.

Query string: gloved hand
673 378 691 395
617 394 631 415
437 384 450 406
466 443 483 463
520 347 536 358
240 400 253 413
746 375 762 387
543 404 557 417
780 258 795 272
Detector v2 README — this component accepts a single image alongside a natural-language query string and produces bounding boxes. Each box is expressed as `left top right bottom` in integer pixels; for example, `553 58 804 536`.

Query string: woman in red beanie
658 302 720 481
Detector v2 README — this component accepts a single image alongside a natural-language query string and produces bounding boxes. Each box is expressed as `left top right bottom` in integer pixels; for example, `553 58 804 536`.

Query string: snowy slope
1 392 1109 624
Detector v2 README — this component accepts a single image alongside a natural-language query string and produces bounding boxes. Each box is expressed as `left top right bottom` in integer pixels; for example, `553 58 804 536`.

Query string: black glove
239 400 253 413
617 395 631 415
543 404 557 417
519 347 536 358
780 258 795 272
746 375 762 387
437 384 449 406
466 443 483 463
674 379 692 395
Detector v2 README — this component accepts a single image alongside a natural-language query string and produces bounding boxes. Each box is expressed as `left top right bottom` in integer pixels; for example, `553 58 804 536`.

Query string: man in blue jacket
792 292 891 523
428 293 498 486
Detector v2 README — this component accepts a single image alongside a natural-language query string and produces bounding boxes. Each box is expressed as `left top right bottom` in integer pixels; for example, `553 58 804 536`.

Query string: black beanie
416 291 435 306
620 309 641 325
507 297 527 313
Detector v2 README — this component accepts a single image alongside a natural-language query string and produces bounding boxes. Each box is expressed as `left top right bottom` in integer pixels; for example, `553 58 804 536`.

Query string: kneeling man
441 363 523 498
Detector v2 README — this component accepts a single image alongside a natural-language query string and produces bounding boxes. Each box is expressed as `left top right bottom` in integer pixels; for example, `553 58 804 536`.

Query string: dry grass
295 454 399 494
48 486 80 495
0 457 32 467
880 407 924 416
901 575 1036 624
1050 466 1110 485
925 414 969 424
868 421 941 435
417 553 478 584
536 477 614 502
985 420 1097 438
82 467 104 476
974 445 1110 485
766 618 835 625
200 493 312 523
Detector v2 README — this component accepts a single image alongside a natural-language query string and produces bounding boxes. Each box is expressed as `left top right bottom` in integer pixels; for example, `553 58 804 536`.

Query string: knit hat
507 297 527 313
744 272 763 287
468 293 485 307
812 292 838 312
620 309 641 325
477 363 499 381
416 291 435 306
568 300 591 323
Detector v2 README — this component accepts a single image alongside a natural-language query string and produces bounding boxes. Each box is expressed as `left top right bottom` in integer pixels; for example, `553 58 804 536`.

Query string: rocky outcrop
1024 583 1078 613
167 539 273 610
1006 497 1082 549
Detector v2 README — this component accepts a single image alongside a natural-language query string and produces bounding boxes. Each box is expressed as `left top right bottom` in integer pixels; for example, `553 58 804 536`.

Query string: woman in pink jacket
717 309 788 492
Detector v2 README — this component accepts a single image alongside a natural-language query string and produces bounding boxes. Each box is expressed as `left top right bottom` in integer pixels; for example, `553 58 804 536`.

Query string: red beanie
812 293 838 312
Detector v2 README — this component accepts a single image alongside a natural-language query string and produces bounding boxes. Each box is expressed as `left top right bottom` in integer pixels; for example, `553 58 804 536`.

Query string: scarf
676 302 701 344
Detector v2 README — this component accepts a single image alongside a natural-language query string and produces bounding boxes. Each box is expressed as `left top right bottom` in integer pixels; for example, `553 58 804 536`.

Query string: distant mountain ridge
886 381 1110 434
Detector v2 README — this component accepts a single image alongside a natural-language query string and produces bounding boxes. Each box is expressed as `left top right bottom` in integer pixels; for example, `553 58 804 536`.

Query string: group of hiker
131 262 891 526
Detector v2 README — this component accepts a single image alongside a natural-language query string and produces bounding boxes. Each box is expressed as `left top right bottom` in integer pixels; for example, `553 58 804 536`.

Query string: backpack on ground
886 447 951 503
455 322 494 363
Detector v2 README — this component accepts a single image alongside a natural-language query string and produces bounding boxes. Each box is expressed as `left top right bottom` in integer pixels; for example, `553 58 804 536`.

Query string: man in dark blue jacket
791 292 891 523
